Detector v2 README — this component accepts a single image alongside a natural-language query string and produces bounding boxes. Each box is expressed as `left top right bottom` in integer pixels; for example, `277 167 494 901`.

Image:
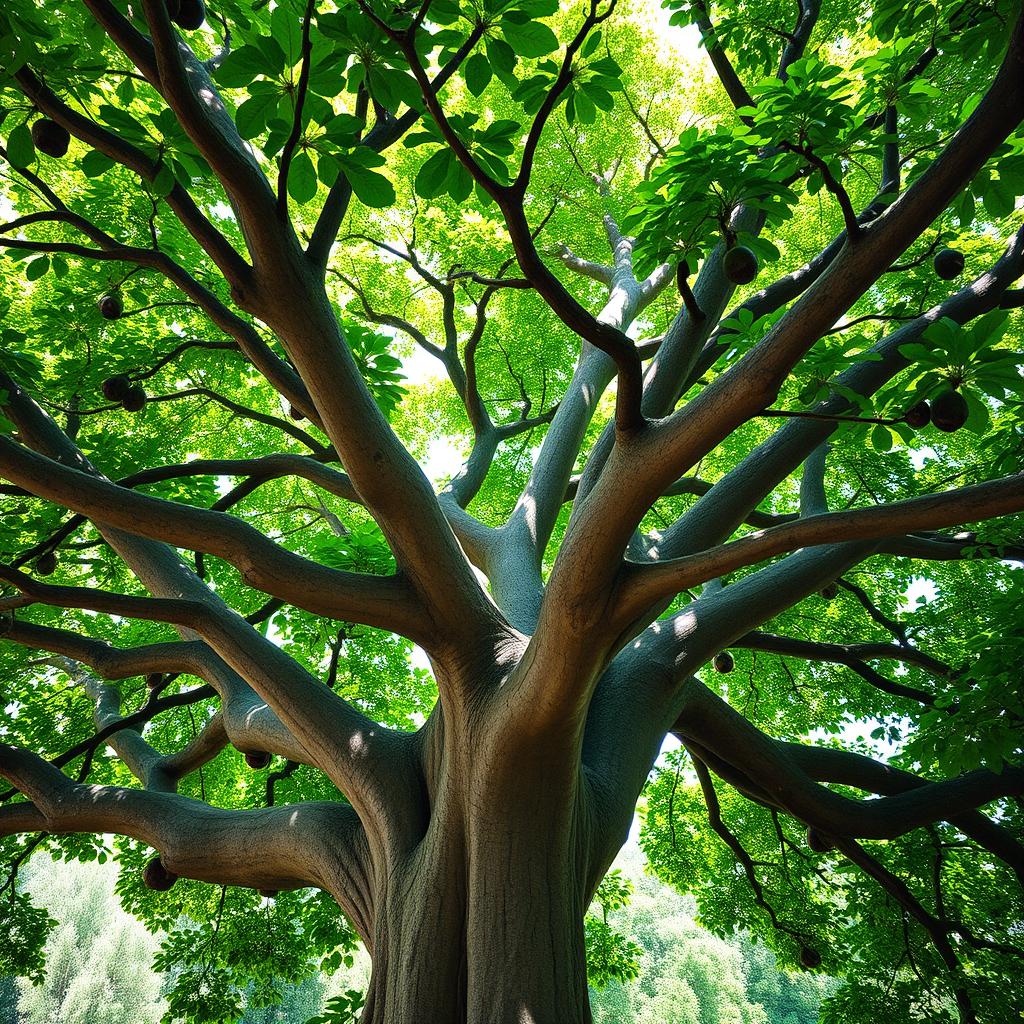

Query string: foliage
0 0 1023 1019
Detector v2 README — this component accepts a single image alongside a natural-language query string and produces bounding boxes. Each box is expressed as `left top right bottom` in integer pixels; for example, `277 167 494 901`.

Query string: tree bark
356 666 596 1024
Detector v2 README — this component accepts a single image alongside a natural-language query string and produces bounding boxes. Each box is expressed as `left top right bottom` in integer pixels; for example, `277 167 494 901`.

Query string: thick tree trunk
359 825 592 1024
358 709 595 1024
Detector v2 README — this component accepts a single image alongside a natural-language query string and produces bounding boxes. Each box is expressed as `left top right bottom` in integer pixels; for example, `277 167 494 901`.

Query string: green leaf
870 424 893 452
287 149 318 204
236 91 279 139
414 148 453 200
486 37 518 75
6 122 35 168
500 18 560 57
25 257 50 281
464 52 492 96
581 30 602 58
81 149 115 177
337 154 396 208
215 44 268 88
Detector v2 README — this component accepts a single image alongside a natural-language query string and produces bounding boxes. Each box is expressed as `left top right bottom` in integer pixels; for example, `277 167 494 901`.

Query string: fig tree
931 389 968 432
933 248 965 280
31 119 70 158
723 245 758 285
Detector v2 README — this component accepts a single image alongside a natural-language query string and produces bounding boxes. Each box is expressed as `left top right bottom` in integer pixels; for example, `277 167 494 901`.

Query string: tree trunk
359 715 594 1024
360 836 591 1024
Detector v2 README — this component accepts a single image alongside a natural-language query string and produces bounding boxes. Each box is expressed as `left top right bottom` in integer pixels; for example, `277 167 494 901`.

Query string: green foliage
586 870 643 988
0 892 56 987
305 990 365 1024
1 0 1024 1019
625 126 797 273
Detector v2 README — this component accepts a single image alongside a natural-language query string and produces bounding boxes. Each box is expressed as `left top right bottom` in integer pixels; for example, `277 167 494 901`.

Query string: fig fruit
35 551 57 575
102 374 131 401
800 946 822 970
931 389 968 433
723 245 758 285
904 400 931 429
245 750 272 770
142 856 178 891
97 293 124 320
713 651 734 674
933 248 965 280
175 0 206 29
121 385 147 412
31 119 70 158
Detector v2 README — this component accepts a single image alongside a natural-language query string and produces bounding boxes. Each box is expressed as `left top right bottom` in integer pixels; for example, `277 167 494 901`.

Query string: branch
0 438 428 639
553 243 614 284
673 679 1024 841
689 1 756 110
0 208 317 423
564 20 1024 603
0 744 364 900
12 67 250 283
616 475 1024 624
139 0 279 245
732 631 938 704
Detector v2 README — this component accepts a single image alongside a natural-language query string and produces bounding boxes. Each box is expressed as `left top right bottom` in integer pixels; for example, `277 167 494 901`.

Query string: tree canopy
0 0 1023 1021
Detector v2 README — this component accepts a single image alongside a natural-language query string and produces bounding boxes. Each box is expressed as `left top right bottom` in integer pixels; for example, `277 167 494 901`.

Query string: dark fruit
142 856 178 891
146 673 163 690
799 946 822 970
98 293 124 320
723 245 758 285
807 827 835 853
31 119 70 158
258 888 279 898
288 405 304 420
102 374 131 401
933 248 965 281
931 389 968 433
712 651 734 674
174 0 206 29
820 582 838 600
35 551 57 575
165 0 182 18
245 750 272 770
121 385 147 412
904 400 931 429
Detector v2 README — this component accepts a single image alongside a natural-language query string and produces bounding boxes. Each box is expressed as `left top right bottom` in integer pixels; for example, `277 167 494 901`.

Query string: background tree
0 0 1023 1022
12 855 164 1024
